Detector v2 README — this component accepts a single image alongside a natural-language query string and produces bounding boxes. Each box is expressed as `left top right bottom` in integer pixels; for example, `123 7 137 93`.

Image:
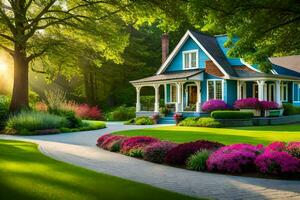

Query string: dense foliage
234 98 261 109
211 111 254 119
6 111 68 132
107 106 136 121
201 100 228 112
282 103 300 115
143 141 178 163
121 136 159 155
97 134 300 178
125 116 154 125
165 140 224 165
0 95 10 130
186 150 211 171
178 117 222 128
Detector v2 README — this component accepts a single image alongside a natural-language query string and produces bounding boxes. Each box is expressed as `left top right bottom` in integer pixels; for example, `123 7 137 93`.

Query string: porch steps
158 116 176 124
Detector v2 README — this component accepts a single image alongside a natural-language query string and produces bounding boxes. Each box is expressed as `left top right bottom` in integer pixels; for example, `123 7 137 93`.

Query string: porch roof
234 68 300 81
130 69 204 84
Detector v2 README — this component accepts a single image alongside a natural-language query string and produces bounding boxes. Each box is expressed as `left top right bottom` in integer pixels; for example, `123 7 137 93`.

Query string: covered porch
236 79 293 106
130 69 204 117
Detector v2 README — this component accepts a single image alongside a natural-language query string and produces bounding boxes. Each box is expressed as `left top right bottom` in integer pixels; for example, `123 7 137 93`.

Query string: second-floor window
183 50 198 69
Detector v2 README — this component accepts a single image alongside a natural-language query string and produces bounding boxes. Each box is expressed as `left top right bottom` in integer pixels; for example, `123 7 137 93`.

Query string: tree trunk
9 49 29 112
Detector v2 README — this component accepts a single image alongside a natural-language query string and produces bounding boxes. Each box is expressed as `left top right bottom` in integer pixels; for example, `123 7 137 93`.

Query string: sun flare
0 59 8 73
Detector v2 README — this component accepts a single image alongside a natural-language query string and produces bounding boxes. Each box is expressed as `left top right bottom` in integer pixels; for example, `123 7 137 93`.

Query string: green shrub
51 109 82 128
186 150 211 171
124 118 135 125
6 111 68 132
197 117 222 127
179 117 221 128
0 95 10 130
108 106 135 121
128 148 144 158
178 117 199 127
283 103 300 115
135 116 154 125
211 111 254 119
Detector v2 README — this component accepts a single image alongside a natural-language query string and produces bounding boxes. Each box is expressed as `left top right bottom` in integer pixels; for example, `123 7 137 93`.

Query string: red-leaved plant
121 136 159 154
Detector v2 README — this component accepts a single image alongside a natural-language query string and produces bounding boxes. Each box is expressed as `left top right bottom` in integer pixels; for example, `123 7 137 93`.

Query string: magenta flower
234 98 260 109
255 151 300 175
202 99 228 112
207 144 262 173
260 101 279 110
121 136 159 154
265 142 286 152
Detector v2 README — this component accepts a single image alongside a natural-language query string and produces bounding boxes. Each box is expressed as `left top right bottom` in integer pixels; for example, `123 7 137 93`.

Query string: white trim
156 30 230 78
240 59 261 73
271 69 278 74
206 79 224 100
182 49 199 70
185 83 197 107
252 83 258 98
268 83 275 101
169 83 177 103
280 82 288 102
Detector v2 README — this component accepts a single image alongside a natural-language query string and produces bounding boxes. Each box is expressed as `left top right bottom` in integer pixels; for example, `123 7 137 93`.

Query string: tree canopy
186 0 300 72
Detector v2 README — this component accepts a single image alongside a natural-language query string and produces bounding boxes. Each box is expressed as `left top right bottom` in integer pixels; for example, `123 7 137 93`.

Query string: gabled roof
130 69 203 84
269 56 300 74
156 30 236 78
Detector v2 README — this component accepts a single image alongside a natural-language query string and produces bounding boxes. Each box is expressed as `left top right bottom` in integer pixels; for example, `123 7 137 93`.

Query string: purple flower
121 136 159 154
207 144 262 173
255 151 300 175
202 100 228 112
144 141 178 163
260 101 279 110
265 142 286 152
234 98 260 109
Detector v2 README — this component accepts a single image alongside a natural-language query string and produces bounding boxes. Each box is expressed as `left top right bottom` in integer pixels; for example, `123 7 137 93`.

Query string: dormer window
183 50 198 69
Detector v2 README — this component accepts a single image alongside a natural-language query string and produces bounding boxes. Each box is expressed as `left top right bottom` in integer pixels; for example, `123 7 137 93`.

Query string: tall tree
0 0 185 112
186 0 300 72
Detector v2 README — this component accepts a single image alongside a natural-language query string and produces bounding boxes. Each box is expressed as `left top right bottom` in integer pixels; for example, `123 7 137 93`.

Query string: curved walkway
1 122 300 200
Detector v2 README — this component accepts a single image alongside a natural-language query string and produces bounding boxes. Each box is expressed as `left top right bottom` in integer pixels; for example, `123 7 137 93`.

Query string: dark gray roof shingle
189 30 237 77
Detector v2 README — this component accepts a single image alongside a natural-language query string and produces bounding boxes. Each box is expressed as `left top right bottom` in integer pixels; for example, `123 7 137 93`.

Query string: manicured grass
0 140 200 200
113 124 300 145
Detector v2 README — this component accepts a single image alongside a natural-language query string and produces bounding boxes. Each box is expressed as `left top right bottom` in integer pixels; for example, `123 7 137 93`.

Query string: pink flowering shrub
260 101 279 110
143 141 178 163
265 142 286 152
96 134 111 146
255 151 300 175
165 140 224 165
121 136 159 154
202 100 228 113
101 135 127 152
287 142 300 158
76 104 102 120
234 98 260 109
207 144 263 173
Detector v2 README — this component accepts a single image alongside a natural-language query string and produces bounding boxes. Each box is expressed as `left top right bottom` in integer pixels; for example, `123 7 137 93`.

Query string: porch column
175 82 182 112
195 81 201 112
135 86 141 112
257 80 265 101
237 80 241 99
154 84 160 113
275 80 281 106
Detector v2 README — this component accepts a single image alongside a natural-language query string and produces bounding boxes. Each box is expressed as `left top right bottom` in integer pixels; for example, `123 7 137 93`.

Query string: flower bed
96 134 300 179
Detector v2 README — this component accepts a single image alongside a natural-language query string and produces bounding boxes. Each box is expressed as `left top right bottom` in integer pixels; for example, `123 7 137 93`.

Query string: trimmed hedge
283 103 300 116
179 117 222 128
211 111 254 119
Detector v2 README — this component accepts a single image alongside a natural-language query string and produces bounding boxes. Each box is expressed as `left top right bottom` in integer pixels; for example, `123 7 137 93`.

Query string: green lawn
113 124 300 145
0 140 200 200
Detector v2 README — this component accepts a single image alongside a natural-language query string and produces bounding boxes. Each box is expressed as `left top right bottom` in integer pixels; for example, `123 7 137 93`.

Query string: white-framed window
207 80 223 100
240 82 247 98
182 50 198 69
281 83 288 102
268 83 275 101
170 84 177 103
252 83 258 98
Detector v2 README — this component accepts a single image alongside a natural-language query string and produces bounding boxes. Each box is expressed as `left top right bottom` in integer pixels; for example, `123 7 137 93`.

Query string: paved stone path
1 122 300 200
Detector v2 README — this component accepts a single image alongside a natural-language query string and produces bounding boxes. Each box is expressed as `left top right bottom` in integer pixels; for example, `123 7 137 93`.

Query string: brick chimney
161 33 169 64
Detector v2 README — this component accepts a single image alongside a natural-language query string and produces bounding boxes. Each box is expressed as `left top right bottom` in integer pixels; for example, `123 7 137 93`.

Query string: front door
188 85 197 106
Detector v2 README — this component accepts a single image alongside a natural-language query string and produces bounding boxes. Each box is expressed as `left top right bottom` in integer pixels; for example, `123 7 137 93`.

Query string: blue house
130 30 300 118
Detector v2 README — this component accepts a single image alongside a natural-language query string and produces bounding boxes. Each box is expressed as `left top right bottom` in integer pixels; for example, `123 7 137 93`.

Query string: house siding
165 37 209 72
